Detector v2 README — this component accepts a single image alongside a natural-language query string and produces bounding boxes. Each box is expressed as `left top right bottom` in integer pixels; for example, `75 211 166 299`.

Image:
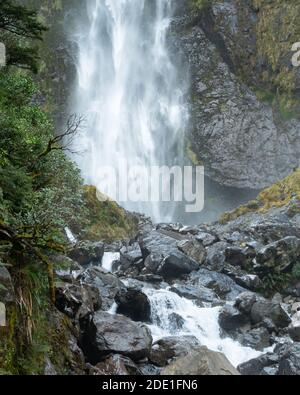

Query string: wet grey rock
179 226 199 235
251 299 291 329
170 283 217 305
139 230 199 280
135 274 164 284
0 266 14 303
219 305 249 332
92 354 142 375
157 253 199 280
256 236 300 274
206 242 229 271
277 343 300 375
139 230 178 258
144 253 163 273
79 267 126 310
225 247 248 269
234 274 262 291
161 346 240 375
238 327 271 351
120 244 143 271
150 336 201 367
235 292 257 314
177 239 206 265
238 353 279 375
196 232 218 247
189 268 247 300
55 282 101 320
115 288 151 323
68 241 104 266
138 363 161 375
88 312 152 362
172 3 300 189
288 313 300 341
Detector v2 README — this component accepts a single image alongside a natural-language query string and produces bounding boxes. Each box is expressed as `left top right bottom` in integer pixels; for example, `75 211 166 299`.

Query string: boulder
288 312 300 342
256 237 300 274
235 292 257 314
0 266 14 303
119 244 143 272
170 283 217 305
238 353 279 375
79 267 126 310
139 230 199 280
91 354 142 375
144 253 163 274
161 346 240 375
234 274 261 291
157 254 199 280
225 247 248 269
177 239 206 265
150 336 201 367
86 312 152 362
189 268 247 300
237 327 271 351
55 282 101 320
205 242 229 271
68 241 104 266
251 299 291 329
196 232 218 247
218 305 249 332
115 288 151 322
277 343 300 375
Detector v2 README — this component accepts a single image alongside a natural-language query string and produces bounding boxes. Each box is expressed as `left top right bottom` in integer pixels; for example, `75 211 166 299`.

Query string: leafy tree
0 0 47 72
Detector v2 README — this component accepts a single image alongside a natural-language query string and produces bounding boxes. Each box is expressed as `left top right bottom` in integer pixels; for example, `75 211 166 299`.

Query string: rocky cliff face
172 0 300 189
30 0 300 190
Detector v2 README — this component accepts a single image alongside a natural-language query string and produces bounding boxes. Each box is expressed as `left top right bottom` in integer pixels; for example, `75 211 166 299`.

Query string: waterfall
71 0 189 222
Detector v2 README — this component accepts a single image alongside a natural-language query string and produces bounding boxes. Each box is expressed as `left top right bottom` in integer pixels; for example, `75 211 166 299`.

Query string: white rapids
100 254 268 368
143 287 264 367
102 252 120 272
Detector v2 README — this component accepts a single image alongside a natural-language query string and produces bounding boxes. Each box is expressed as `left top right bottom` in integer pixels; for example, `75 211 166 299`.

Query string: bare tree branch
37 114 85 161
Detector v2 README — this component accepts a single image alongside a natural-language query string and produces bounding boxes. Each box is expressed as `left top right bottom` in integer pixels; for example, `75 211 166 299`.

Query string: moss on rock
220 169 300 224
78 185 139 243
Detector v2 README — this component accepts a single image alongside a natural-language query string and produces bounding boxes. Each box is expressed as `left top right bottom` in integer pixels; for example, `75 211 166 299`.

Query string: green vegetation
251 0 300 119
78 185 138 242
220 169 300 224
0 0 47 73
259 262 300 296
0 0 136 375
189 0 210 10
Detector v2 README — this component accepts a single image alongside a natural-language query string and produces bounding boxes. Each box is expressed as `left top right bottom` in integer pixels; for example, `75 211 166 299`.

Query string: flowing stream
71 0 188 222
144 287 263 367
102 255 266 368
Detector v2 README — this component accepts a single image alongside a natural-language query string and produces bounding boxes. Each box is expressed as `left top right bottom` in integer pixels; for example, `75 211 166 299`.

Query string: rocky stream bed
16 196 299 376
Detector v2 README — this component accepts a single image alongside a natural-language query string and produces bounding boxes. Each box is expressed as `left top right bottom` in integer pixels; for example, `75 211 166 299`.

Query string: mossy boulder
220 169 300 224
78 185 138 243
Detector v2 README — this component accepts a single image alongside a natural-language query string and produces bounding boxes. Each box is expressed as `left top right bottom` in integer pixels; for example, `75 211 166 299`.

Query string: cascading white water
71 0 188 222
144 287 265 367
100 253 267 368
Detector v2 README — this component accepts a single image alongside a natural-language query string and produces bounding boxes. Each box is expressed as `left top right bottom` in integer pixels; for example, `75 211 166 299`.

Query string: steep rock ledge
172 0 300 189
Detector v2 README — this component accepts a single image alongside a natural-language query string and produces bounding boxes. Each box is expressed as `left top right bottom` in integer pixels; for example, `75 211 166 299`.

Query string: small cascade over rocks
143 287 263 367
